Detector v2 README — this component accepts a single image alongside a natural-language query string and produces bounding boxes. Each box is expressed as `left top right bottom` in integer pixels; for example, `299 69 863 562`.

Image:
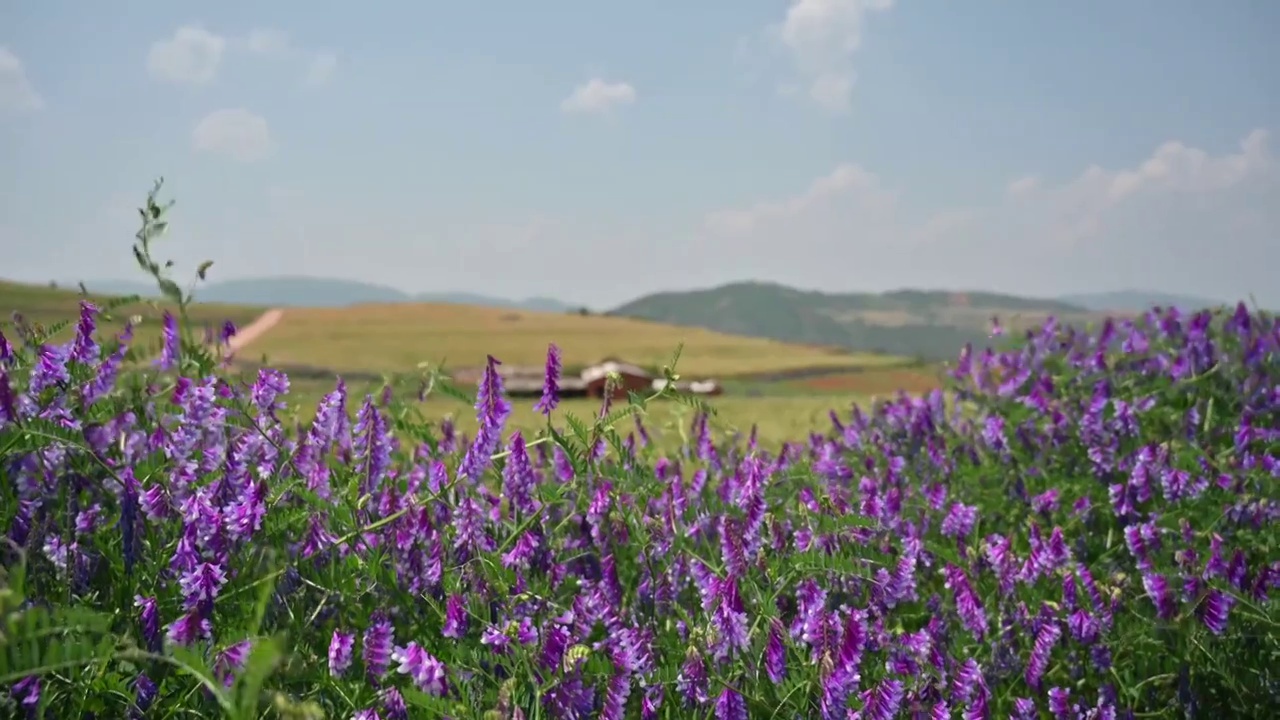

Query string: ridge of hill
66 276 575 313
1058 290 1233 313
609 281 1105 361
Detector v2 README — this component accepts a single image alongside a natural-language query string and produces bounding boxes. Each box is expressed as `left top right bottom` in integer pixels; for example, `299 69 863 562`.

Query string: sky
2 1 1278 309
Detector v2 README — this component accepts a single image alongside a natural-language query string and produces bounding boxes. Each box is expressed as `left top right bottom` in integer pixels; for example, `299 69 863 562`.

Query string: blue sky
2 1 1278 308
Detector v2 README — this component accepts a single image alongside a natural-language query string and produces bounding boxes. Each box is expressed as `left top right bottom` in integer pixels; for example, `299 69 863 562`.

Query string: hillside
240 301 901 378
70 276 575 312
609 281 1107 361
1059 290 1235 313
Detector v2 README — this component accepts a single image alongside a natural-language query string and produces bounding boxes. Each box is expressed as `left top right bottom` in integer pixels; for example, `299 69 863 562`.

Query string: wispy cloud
192 108 274 163
560 78 637 115
0 47 43 111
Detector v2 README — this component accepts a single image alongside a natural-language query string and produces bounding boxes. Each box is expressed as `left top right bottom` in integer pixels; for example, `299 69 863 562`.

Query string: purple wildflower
363 613 395 679
391 642 447 696
1197 588 1234 635
764 619 787 683
442 595 469 639
134 674 158 714
135 596 161 652
601 673 631 720
1048 687 1075 719
330 630 355 677
10 675 39 711
118 469 141 575
0 368 15 425
70 300 99 364
676 649 709 706
215 640 252 687
457 355 510 482
714 686 748 720
29 342 70 394
179 561 228 610
534 342 562 415
251 368 290 415
156 311 180 371
863 678 905 720
941 502 979 540
1025 620 1062 689
1142 573 1177 620
220 320 237 345
165 611 212 646
944 565 989 640
502 431 538 516
380 687 408 720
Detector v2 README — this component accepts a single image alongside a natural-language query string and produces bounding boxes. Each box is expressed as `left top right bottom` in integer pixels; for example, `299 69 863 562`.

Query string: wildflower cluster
1 288 1277 717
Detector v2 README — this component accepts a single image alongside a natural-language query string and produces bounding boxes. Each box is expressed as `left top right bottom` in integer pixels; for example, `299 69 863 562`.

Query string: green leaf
158 278 184 305
232 637 284 720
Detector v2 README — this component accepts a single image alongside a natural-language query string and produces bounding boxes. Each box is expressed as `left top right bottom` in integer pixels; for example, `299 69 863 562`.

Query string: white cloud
148 25 335 88
304 52 337 87
771 0 895 112
147 25 226 85
192 108 273 163
561 78 637 115
1006 175 1040 197
0 47 43 112
244 28 336 87
240 28 336 87
246 28 291 55
1016 128 1271 245
695 129 1277 296
705 163 893 235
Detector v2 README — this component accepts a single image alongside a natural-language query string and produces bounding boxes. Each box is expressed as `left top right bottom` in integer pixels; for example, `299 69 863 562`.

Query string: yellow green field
240 303 904 377
273 374 866 451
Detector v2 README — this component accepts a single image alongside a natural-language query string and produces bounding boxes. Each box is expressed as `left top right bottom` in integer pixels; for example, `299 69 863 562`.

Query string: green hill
609 281 1104 361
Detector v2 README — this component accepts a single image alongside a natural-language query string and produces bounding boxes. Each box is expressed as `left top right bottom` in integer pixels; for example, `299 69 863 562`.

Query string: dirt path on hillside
228 309 284 353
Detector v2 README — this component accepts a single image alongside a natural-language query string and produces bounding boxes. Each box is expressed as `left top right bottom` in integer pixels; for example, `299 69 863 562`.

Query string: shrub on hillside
0 188 1276 718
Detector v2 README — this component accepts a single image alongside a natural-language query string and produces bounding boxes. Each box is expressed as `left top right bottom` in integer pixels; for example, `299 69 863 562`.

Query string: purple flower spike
363 613 395 680
329 630 355 677
390 642 447 696
534 342 562 415
156 311 180 371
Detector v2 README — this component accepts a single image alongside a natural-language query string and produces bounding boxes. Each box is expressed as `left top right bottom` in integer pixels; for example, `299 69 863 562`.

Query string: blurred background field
237 302 905 378
1 278 946 447
274 373 878 452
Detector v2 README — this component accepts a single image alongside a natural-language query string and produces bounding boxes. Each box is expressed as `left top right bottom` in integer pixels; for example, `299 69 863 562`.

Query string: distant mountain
1059 290 1233 313
414 292 575 313
71 279 161 298
71 275 576 312
197 277 411 306
609 281 1103 362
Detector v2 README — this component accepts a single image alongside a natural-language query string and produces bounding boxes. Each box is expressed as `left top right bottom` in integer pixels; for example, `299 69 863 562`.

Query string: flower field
2 247 1279 715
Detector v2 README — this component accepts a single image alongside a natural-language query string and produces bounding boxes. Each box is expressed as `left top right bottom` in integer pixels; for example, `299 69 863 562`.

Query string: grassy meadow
275 373 872 451
238 302 903 377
